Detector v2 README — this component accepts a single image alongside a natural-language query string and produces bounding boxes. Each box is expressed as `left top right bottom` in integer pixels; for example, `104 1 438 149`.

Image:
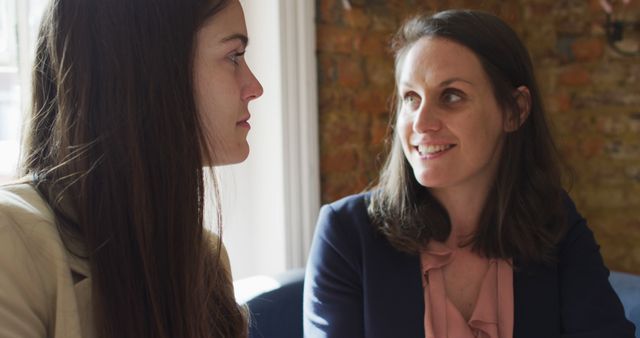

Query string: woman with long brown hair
0 0 262 337
303 9 635 338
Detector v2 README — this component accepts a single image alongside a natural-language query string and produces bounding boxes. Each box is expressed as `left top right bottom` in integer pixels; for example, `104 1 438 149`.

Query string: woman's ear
505 86 531 132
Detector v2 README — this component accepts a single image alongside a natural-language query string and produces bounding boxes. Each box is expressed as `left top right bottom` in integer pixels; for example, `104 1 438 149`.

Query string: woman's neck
431 185 491 247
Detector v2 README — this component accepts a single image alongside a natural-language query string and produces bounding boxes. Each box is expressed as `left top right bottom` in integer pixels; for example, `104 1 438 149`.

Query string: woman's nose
244 67 264 102
413 102 442 133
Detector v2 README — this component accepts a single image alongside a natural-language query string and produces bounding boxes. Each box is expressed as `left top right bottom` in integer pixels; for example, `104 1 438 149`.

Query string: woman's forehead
398 37 485 87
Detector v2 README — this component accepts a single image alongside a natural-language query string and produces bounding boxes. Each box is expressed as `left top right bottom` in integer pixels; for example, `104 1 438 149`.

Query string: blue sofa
235 269 305 338
610 271 640 337
236 269 640 338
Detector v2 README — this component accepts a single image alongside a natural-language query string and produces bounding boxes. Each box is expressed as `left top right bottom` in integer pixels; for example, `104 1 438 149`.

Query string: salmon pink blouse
420 242 514 338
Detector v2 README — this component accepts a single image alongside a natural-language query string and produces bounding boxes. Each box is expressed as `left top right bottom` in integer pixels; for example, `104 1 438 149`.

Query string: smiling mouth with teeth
416 144 455 156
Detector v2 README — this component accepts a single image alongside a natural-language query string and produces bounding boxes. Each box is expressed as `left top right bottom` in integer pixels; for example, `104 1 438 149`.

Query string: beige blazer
0 181 233 338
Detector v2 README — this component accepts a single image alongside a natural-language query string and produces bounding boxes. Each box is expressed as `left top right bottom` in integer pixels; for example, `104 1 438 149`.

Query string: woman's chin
414 172 448 189
208 146 250 167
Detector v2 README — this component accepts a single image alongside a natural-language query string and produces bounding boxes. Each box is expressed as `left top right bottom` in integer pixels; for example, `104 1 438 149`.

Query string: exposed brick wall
316 0 640 274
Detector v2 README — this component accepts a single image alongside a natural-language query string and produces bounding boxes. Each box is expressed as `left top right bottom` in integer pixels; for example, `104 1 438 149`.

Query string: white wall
218 0 287 280
218 0 320 280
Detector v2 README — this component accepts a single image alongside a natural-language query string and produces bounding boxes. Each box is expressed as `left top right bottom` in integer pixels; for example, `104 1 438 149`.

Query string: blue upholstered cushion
237 269 305 338
609 271 640 338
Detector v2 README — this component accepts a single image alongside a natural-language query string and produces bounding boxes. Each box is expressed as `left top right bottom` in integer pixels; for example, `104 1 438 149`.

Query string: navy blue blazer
303 192 636 338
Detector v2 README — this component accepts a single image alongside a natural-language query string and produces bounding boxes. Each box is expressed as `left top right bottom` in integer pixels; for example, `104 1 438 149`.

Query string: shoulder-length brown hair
368 9 567 263
21 0 245 337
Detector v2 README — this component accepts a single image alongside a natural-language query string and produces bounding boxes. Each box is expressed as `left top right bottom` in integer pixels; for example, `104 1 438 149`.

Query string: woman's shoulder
0 181 63 252
0 179 89 276
0 180 54 231
0 181 82 336
319 191 372 228
313 191 381 253
324 191 372 217
553 191 612 269
0 178 51 213
0 179 69 259
556 192 590 251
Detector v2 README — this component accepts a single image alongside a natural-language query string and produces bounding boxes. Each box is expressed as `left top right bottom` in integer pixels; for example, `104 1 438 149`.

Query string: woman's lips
237 115 251 129
236 121 250 129
415 144 456 159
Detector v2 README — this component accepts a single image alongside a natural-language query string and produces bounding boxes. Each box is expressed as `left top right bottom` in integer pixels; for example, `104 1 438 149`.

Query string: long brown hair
368 10 567 263
21 0 246 337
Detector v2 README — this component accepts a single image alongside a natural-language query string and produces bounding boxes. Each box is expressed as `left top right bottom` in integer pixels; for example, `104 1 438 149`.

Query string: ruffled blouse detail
420 242 514 338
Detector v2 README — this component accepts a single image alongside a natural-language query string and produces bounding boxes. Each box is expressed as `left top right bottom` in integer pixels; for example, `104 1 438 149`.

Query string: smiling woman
396 37 519 197
303 9 636 338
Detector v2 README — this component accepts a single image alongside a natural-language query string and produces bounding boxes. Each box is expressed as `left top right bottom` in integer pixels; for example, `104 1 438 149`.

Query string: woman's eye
402 92 421 110
228 50 245 65
442 90 463 104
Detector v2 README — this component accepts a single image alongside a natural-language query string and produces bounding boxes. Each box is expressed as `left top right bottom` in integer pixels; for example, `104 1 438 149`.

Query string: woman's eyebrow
220 33 248 48
398 77 473 89
439 77 473 87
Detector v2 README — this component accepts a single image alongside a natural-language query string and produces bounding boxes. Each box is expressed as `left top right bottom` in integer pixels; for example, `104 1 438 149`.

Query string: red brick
364 56 394 87
353 171 371 192
337 58 365 87
344 7 371 29
322 175 361 203
320 110 368 146
321 148 358 173
580 136 605 157
498 3 521 27
317 25 360 53
317 55 336 85
352 89 390 114
557 141 576 161
558 65 591 86
589 0 604 14
356 32 390 56
527 3 554 19
318 87 347 111
549 90 573 113
370 115 390 145
629 113 640 133
369 13 397 32
320 120 351 146
596 115 626 134
571 37 605 62
318 0 340 24
627 219 640 235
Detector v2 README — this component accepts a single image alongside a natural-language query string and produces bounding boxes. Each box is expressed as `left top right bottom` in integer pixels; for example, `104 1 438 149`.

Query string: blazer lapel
370 241 425 338
513 260 561 338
